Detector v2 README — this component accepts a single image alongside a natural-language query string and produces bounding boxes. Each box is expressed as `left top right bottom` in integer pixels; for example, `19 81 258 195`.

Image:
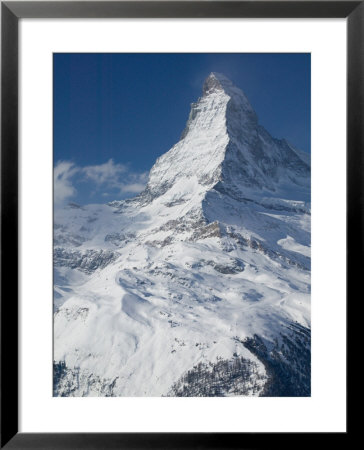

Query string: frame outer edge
347 0 364 434
1 1 359 448
348 3 364 250
1 2 19 449
2 1 362 19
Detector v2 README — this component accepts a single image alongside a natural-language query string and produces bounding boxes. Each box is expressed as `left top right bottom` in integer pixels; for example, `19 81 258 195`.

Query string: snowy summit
54 73 311 397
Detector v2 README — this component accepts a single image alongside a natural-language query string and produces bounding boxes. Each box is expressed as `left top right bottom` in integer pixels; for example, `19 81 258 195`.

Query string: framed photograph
1 1 356 448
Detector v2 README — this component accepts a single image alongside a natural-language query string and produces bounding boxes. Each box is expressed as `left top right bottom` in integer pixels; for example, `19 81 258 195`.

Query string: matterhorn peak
202 72 257 122
142 72 309 204
202 72 229 95
202 72 242 96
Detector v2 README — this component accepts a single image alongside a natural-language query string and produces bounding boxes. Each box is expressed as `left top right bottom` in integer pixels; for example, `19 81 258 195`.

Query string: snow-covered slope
54 73 311 397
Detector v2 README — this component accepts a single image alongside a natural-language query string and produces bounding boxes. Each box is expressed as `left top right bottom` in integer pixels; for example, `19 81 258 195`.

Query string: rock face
54 73 311 397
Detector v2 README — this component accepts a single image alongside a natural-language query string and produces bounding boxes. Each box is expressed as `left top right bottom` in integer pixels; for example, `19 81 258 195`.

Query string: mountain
53 73 311 397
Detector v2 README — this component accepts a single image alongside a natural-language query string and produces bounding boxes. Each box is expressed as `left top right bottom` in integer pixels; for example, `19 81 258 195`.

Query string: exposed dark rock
104 232 135 246
190 221 221 241
54 248 119 273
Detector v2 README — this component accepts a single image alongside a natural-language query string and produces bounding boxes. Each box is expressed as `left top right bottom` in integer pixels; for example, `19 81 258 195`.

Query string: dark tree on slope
243 323 311 397
168 356 265 397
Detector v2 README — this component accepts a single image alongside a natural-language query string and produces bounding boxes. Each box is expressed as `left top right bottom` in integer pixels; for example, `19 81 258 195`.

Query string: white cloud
82 159 147 195
54 161 79 206
121 183 146 194
82 159 127 187
120 171 149 194
54 159 148 206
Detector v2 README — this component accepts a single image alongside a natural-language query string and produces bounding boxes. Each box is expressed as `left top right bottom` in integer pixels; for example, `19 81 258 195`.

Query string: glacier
53 72 311 397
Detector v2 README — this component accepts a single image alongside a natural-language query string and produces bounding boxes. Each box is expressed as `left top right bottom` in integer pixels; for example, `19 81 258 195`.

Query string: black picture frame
1 1 357 448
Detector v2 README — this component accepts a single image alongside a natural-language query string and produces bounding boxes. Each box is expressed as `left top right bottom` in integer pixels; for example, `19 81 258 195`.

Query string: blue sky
54 53 310 206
